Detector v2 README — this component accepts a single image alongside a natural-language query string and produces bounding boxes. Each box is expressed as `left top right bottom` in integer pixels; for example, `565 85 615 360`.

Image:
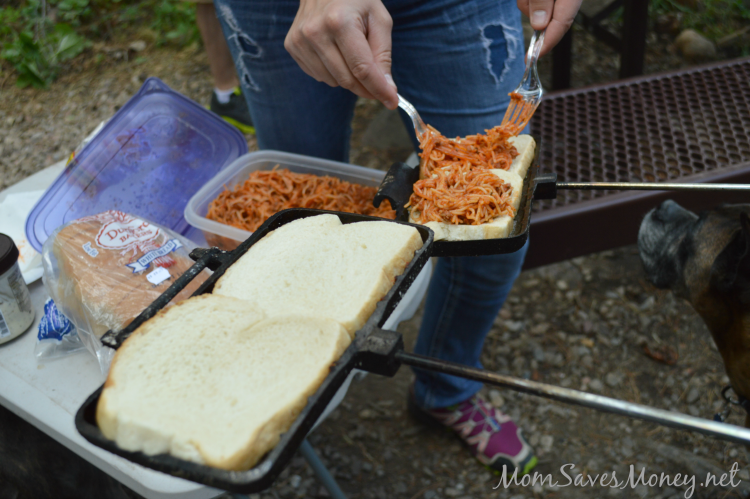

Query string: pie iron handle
533 172 558 200
374 162 420 221
100 247 226 350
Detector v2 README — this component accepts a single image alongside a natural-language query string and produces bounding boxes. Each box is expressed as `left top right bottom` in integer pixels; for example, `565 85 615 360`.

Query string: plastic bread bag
34 298 86 361
41 211 211 376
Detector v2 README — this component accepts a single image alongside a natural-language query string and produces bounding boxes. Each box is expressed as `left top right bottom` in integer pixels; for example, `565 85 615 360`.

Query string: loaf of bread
96 294 350 470
409 135 536 242
213 214 423 336
48 211 209 338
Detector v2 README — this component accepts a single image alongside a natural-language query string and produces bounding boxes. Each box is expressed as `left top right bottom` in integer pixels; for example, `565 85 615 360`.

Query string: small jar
0 233 35 344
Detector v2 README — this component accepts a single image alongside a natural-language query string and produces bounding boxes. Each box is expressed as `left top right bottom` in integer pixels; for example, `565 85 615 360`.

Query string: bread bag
42 210 209 374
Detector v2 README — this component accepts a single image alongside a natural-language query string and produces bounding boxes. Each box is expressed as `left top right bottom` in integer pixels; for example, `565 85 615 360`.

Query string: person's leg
411 244 528 408
212 0 357 161
386 0 534 472
196 2 238 91
387 0 528 407
195 0 255 133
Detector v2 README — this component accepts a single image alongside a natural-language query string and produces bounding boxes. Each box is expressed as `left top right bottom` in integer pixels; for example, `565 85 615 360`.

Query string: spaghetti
207 167 395 232
407 162 515 226
419 124 519 178
408 124 520 225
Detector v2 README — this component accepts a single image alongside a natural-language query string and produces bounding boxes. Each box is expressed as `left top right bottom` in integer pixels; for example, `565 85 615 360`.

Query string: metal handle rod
557 182 750 191
396 351 750 445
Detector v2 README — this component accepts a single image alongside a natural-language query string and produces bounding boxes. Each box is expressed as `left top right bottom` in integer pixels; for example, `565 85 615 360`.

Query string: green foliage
0 0 199 88
151 0 199 46
650 0 750 44
118 0 199 46
56 0 93 26
0 2 90 88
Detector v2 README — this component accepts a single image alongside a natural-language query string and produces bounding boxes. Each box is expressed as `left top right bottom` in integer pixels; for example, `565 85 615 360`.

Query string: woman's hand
285 0 399 109
516 0 582 55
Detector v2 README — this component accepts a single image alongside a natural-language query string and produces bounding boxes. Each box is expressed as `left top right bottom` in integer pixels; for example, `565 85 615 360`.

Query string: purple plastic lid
26 77 248 252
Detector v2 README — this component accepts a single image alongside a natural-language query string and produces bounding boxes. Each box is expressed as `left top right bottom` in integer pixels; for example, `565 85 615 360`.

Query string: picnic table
525 56 750 269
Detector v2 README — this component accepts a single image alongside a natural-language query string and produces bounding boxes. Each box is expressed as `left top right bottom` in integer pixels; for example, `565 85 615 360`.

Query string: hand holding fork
399 29 546 141
500 28 546 133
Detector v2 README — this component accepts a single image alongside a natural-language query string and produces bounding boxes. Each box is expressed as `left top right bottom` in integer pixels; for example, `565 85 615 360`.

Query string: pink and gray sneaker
408 392 538 475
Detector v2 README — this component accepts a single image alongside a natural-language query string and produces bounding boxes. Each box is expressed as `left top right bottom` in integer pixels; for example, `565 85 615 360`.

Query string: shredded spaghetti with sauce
419 124 518 178
407 124 520 225
207 167 395 232
407 162 515 225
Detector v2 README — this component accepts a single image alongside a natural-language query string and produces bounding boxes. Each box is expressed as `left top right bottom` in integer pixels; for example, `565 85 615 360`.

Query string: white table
0 163 431 499
0 163 224 499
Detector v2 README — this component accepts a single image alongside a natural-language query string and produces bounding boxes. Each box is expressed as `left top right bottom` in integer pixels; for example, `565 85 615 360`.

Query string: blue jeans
215 0 528 409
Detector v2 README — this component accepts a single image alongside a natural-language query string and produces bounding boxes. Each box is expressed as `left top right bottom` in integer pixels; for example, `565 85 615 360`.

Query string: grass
0 0 199 88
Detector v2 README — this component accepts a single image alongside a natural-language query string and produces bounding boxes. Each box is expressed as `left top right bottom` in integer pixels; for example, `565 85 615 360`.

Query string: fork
501 28 546 133
397 93 429 141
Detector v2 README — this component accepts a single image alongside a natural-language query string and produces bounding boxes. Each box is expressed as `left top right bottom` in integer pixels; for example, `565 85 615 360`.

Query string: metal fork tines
501 29 546 133
397 93 428 140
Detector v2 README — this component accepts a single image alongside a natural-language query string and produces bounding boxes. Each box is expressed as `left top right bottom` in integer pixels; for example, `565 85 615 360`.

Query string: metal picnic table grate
525 56 750 268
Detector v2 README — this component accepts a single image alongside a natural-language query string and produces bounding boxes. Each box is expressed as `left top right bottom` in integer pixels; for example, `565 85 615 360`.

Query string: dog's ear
712 213 750 300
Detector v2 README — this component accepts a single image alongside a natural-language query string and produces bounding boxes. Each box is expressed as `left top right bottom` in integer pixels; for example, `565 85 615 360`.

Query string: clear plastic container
26 77 248 252
184 150 389 250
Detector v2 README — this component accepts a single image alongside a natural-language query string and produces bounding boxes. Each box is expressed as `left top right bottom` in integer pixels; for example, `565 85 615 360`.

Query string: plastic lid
0 233 19 276
25 77 248 252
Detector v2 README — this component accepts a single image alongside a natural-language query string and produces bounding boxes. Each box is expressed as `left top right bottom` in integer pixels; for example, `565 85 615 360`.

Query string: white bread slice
406 135 535 241
213 215 422 336
490 168 524 212
508 135 536 179
97 294 350 471
409 210 514 241
407 168 521 241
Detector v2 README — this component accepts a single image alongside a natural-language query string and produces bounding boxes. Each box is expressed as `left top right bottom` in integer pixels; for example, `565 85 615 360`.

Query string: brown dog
639 200 750 428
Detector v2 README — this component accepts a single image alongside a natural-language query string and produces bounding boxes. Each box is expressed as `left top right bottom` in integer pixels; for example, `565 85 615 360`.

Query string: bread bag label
74 211 179 273
82 242 99 257
95 216 160 250
126 239 183 273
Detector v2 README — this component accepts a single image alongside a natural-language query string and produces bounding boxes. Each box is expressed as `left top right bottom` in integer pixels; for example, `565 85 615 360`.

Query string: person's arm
284 0 399 109
516 0 582 55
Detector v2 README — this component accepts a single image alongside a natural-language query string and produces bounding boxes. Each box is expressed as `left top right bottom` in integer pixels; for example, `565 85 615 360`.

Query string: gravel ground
1 26 748 499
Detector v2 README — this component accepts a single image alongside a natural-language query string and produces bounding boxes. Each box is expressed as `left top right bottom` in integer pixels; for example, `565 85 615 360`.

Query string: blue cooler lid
26 77 248 252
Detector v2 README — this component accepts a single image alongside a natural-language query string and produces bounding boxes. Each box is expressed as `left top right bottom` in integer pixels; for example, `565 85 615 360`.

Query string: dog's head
639 200 750 332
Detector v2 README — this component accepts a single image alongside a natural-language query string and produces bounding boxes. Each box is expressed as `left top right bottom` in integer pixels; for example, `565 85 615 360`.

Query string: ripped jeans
214 0 528 409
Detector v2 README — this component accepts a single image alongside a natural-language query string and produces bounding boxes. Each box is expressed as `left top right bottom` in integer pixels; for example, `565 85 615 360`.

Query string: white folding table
0 163 431 499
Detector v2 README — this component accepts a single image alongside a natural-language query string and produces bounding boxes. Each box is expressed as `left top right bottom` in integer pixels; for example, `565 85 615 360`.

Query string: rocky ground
285 249 750 499
1 18 749 499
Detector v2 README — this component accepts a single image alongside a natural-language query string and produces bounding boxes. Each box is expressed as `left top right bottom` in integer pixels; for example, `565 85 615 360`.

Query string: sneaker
408 391 537 475
209 87 255 134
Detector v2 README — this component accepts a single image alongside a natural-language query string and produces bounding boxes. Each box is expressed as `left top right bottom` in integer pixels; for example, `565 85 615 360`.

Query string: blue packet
35 298 85 360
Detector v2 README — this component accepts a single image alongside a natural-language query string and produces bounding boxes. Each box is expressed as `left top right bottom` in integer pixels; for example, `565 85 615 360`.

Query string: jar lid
0 234 19 276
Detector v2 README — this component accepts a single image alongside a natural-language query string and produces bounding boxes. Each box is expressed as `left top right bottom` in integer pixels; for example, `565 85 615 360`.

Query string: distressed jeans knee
480 21 523 86
215 1 263 92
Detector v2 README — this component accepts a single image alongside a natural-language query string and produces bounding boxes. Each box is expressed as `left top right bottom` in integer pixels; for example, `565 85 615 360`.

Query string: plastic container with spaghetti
184 150 392 251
